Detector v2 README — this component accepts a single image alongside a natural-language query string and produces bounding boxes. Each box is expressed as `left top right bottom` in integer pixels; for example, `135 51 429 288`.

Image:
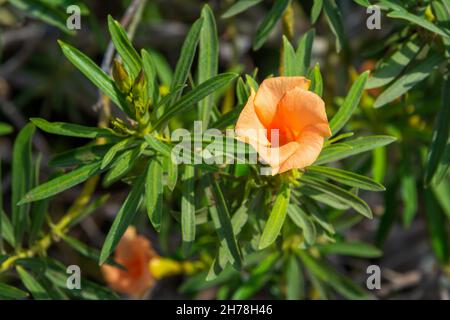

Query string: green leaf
103 147 141 186
144 134 172 158
432 1 450 57
307 165 385 191
308 63 323 97
424 189 449 263
198 5 219 129
62 234 121 268
146 159 163 232
181 165 195 254
297 251 368 299
287 204 316 245
9 0 73 34
141 49 158 105
20 161 103 204
282 36 297 76
0 122 13 136
231 252 279 299
259 184 291 249
29 155 48 244
222 0 263 18
16 266 50 300
99 174 145 264
286 255 304 300
101 138 135 170
50 144 112 168
295 29 315 76
153 73 238 129
425 76 450 185
163 155 178 191
433 179 450 219
31 118 114 139
207 176 242 269
253 0 291 50
319 241 382 258
329 71 369 135
374 52 444 108
366 38 421 89
387 9 450 39
300 175 373 218
400 170 418 227
107 16 141 79
169 17 204 103
323 0 346 52
0 283 29 299
58 40 130 116
311 0 323 24
1 210 15 247
12 123 34 247
315 135 396 165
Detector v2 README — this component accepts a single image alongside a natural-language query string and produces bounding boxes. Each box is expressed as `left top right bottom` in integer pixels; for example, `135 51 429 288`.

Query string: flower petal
254 77 311 127
274 87 331 138
235 89 270 148
277 128 325 173
255 141 301 175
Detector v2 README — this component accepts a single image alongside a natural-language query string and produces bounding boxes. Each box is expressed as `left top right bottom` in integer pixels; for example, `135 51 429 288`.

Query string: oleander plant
0 0 448 300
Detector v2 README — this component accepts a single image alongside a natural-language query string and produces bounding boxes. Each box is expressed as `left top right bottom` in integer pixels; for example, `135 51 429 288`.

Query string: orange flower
236 77 331 175
101 226 156 298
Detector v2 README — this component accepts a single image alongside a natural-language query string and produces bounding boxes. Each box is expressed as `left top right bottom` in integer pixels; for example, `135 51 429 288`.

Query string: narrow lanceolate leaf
16 266 50 300
432 1 450 57
433 179 450 219
424 189 449 263
401 171 418 227
19 161 103 204
296 29 315 76
366 38 421 89
1 210 15 247
323 0 346 52
286 255 304 300
207 176 242 269
329 71 369 135
311 0 323 24
0 122 13 135
282 36 297 76
181 165 195 253
9 0 72 34
387 9 450 39
170 17 204 102
259 184 291 249
425 76 450 186
0 283 29 299
12 124 34 247
315 135 397 165
58 41 129 116
101 138 135 170
163 155 178 191
198 5 218 129
154 73 238 129
100 173 145 264
374 52 444 108
141 49 158 105
319 241 382 258
144 134 172 158
146 159 163 232
307 166 385 191
103 147 141 186
50 144 112 168
308 63 323 97
300 175 373 218
222 0 263 18
31 118 114 138
287 204 316 245
107 16 141 79
297 251 368 299
253 0 291 50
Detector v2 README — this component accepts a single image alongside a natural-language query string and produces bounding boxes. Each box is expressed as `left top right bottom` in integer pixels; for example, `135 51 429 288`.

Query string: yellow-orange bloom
235 77 331 175
101 226 156 298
